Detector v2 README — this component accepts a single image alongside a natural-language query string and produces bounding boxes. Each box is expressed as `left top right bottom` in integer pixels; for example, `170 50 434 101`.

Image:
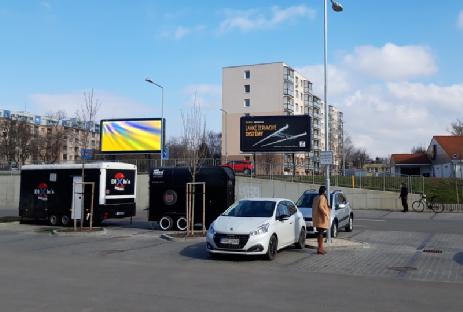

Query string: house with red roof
391 135 463 178
427 136 463 178
390 153 432 176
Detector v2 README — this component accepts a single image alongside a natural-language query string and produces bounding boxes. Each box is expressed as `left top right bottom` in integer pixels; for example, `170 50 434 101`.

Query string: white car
206 198 306 260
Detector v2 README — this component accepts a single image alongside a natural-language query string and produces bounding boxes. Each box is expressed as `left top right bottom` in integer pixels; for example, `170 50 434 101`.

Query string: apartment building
0 108 100 164
222 62 343 174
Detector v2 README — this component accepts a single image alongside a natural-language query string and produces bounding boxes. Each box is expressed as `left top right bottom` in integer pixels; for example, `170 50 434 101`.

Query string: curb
51 227 107 236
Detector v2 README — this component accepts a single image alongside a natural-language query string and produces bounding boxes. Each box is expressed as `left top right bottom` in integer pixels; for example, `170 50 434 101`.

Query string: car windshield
296 193 335 208
222 200 275 217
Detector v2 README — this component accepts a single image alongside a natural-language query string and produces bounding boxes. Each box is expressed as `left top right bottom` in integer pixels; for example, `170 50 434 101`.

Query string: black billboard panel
240 115 311 152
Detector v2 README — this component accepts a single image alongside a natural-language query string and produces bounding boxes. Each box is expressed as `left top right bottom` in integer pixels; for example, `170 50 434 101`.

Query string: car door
274 201 292 247
285 201 299 243
335 193 349 227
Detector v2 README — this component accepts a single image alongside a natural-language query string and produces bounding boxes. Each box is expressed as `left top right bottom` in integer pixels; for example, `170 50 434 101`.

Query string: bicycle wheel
412 200 424 212
431 202 444 213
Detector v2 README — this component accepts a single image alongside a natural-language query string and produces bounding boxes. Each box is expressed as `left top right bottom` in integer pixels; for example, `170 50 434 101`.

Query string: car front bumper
206 231 271 255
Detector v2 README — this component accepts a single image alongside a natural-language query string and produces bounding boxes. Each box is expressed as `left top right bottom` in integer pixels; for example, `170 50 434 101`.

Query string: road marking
356 218 386 222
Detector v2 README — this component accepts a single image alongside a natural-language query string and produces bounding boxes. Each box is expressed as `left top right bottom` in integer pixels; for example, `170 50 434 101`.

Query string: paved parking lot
1 212 463 312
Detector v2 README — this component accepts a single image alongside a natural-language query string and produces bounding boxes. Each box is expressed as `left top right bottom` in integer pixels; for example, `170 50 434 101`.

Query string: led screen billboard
240 115 311 153
100 118 164 154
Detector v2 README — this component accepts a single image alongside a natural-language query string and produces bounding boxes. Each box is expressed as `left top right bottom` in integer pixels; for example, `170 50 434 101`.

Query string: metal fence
4 158 463 205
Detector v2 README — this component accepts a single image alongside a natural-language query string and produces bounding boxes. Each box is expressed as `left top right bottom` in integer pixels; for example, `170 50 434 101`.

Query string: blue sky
1 0 462 157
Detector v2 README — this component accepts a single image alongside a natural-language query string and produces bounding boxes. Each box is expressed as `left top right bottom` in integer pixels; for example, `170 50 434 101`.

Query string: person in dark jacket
399 183 408 212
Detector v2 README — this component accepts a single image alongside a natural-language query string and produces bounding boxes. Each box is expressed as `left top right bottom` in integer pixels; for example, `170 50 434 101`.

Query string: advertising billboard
100 118 164 154
240 115 311 153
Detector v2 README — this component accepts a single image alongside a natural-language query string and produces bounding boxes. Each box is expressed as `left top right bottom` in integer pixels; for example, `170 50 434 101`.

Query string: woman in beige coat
312 186 330 254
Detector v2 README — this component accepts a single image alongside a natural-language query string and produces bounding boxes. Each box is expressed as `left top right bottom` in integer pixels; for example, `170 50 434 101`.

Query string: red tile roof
434 136 463 160
391 153 431 165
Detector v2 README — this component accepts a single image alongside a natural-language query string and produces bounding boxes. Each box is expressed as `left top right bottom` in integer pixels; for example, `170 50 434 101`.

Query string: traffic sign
320 151 333 165
161 147 169 160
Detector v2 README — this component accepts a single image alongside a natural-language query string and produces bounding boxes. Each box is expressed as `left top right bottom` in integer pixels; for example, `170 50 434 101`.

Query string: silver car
295 189 354 237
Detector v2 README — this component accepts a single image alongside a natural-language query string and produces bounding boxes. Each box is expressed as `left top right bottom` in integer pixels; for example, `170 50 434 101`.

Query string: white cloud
387 82 463 113
297 42 463 157
182 84 221 110
219 5 315 32
297 64 351 97
159 25 205 40
458 11 463 29
40 1 51 9
29 90 153 120
344 43 437 81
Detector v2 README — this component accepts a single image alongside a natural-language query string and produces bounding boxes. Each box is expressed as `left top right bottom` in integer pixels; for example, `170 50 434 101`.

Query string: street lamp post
145 78 164 167
219 108 228 163
324 0 343 242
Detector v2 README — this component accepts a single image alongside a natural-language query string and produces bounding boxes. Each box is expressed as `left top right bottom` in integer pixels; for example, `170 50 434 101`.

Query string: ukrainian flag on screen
101 120 162 152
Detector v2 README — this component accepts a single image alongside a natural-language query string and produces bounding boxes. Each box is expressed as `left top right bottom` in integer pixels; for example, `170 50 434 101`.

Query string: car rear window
296 193 317 207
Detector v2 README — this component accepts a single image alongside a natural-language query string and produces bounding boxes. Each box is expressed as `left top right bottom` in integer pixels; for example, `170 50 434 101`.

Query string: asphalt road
0 211 462 312
351 210 463 235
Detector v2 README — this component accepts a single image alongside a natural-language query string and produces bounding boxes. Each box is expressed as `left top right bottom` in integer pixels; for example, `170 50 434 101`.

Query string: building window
244 99 251 107
244 70 250 79
244 84 250 93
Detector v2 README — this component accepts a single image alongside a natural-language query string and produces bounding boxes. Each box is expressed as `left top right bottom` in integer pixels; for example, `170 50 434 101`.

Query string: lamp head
331 0 343 12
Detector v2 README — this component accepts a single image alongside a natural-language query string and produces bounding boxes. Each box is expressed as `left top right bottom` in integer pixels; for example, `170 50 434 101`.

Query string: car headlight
249 223 270 236
208 224 216 235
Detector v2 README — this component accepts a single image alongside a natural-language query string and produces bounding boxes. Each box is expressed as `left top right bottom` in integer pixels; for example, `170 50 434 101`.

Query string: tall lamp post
324 0 343 241
219 108 228 163
145 78 164 167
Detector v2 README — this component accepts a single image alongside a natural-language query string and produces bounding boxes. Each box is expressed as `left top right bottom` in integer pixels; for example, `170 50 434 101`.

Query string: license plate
220 238 240 245
116 212 125 216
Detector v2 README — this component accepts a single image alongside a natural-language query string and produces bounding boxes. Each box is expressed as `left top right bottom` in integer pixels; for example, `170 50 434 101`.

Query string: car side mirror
338 203 346 209
277 215 289 221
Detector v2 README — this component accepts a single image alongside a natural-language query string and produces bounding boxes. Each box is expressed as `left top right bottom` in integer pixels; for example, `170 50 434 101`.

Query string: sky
0 0 462 158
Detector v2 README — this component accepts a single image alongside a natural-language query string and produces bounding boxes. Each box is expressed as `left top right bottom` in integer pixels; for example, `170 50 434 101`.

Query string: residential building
428 135 463 178
221 62 343 175
362 163 388 176
0 108 100 164
390 154 432 176
390 135 463 178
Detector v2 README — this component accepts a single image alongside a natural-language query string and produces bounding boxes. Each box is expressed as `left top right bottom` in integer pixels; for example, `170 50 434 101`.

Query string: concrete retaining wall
235 176 420 211
0 174 421 217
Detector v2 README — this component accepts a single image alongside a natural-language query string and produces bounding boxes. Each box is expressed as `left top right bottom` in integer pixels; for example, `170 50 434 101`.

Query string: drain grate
422 249 443 254
388 266 417 272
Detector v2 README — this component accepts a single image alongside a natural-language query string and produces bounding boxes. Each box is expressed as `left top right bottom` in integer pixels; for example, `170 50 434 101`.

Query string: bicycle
411 193 444 213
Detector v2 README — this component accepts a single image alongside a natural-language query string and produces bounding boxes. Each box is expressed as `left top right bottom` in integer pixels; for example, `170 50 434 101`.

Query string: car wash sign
240 115 311 152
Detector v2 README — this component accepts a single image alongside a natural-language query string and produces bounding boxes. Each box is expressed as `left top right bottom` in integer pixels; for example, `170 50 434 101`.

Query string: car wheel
295 228 306 249
345 215 353 232
61 215 71 227
331 221 338 238
176 217 188 231
49 214 59 226
243 169 251 176
266 235 278 260
159 216 173 231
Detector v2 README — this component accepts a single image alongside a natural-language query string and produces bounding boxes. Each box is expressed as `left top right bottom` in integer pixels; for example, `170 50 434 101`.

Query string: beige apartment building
222 62 343 174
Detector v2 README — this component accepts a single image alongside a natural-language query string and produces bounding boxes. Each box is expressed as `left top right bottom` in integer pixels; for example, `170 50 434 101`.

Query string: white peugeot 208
206 198 306 260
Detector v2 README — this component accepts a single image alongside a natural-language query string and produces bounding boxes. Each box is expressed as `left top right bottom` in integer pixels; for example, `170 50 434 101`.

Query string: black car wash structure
19 162 137 225
149 166 235 231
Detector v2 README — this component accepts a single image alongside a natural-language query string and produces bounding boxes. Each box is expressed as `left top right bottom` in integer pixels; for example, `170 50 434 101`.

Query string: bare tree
0 118 35 165
37 111 68 164
449 119 463 135
180 91 207 175
76 89 101 181
342 135 355 171
411 146 427 154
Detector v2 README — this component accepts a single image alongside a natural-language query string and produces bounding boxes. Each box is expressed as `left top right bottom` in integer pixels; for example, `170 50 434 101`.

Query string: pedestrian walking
312 186 330 255
399 183 409 212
